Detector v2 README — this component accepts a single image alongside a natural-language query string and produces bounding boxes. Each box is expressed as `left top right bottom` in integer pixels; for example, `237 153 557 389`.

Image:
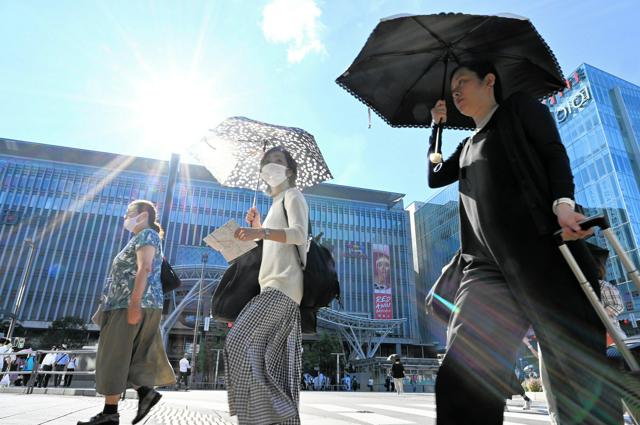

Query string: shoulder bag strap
281 191 310 268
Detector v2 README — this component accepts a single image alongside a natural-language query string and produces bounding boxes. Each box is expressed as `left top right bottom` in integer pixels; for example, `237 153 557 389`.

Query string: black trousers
178 372 189 388
436 241 623 425
37 365 53 387
54 365 65 386
64 368 74 387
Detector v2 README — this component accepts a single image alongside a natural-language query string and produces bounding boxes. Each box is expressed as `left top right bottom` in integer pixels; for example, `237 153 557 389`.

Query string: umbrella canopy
190 117 333 192
336 13 565 130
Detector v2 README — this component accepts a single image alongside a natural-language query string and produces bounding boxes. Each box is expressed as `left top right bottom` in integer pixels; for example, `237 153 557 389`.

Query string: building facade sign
544 67 592 125
372 243 393 319
554 86 592 124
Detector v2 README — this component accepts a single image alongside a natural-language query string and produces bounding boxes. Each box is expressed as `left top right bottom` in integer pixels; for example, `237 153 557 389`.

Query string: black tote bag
210 242 262 322
161 258 182 293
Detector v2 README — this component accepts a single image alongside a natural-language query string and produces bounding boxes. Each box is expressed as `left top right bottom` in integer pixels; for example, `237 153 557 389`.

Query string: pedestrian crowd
0 339 78 389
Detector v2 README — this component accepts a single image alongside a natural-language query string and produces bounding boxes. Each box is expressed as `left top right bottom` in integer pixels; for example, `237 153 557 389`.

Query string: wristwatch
263 228 271 240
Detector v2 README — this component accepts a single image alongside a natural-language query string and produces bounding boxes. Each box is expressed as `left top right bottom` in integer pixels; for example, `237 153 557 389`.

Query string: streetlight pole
190 252 208 386
331 352 344 391
7 239 36 339
212 348 222 390
160 153 180 350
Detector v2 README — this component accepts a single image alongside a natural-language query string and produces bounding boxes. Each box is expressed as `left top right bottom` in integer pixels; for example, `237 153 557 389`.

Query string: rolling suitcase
555 214 640 424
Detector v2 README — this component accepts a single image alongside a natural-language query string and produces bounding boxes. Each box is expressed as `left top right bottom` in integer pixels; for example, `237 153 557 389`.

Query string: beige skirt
95 308 175 395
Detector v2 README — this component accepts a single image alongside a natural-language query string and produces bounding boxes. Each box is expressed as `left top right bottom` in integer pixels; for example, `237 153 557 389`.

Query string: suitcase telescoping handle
558 214 640 291
554 213 640 371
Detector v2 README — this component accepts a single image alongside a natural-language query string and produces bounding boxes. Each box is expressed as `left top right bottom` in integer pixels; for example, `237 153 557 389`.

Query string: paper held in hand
203 219 257 262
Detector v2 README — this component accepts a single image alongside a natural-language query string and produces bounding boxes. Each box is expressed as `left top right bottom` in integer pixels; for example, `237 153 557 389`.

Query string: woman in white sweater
225 146 309 425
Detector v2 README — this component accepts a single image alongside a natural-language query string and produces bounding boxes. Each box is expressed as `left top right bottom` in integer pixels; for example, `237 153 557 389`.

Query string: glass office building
0 139 419 344
408 184 459 348
545 63 640 328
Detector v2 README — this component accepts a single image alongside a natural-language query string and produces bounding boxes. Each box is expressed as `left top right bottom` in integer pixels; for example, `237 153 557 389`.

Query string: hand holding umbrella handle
429 118 445 165
245 207 261 228
429 98 447 165
430 56 449 165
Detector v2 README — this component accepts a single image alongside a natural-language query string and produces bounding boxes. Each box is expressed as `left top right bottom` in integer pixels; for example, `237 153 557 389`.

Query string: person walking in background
77 200 175 425
343 374 351 391
601 274 628 365
11 354 25 386
23 353 35 386
0 338 12 370
508 331 539 411
226 146 309 425
54 346 69 387
37 346 57 388
368 377 374 392
391 357 405 395
177 353 191 391
302 373 312 391
507 366 533 411
64 355 77 388
592 248 627 351
0 358 10 387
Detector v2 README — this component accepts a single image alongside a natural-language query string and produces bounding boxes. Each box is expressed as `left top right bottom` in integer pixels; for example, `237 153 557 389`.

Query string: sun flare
131 72 221 157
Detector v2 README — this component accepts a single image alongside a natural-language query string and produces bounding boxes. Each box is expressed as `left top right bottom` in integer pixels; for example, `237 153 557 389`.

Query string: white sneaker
522 399 532 410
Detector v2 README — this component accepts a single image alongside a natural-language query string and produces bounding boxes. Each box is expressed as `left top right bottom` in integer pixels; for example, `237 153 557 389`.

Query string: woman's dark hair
260 146 298 187
451 60 503 103
130 199 164 239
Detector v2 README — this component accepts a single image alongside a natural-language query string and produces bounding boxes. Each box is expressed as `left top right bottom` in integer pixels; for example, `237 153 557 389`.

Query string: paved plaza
0 389 553 425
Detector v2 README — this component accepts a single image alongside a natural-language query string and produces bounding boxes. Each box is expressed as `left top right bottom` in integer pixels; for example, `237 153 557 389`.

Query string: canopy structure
161 263 406 359
318 308 406 359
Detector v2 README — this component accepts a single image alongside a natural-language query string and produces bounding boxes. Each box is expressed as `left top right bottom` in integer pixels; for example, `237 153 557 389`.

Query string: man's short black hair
451 60 503 103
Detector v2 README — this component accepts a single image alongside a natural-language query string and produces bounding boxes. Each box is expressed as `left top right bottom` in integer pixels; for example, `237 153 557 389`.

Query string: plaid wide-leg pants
224 288 302 425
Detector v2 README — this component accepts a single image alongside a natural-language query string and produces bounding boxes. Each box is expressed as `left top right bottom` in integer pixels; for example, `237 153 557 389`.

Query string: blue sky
1 0 638 206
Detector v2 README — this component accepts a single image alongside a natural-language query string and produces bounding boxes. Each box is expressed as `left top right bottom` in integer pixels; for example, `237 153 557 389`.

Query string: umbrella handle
430 56 449 167
429 118 444 165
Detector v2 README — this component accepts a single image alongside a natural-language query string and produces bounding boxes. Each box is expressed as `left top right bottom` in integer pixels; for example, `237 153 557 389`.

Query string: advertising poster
372 244 393 319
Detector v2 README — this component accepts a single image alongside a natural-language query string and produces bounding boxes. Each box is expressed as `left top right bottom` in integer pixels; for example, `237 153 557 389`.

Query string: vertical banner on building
372 244 393 319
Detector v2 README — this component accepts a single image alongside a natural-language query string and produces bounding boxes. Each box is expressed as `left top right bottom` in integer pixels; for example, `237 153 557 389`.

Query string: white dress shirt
179 358 190 373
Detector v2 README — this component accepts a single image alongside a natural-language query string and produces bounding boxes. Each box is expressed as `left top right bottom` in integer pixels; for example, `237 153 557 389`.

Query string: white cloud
261 0 326 63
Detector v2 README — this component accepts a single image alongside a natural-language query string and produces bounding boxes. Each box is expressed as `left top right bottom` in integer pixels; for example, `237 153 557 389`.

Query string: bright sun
131 72 221 157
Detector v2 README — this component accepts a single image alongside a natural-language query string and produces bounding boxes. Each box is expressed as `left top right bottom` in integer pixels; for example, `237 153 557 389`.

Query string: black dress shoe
77 412 119 425
132 388 162 424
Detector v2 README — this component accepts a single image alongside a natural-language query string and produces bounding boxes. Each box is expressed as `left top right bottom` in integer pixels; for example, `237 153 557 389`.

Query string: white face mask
260 163 288 188
124 213 146 232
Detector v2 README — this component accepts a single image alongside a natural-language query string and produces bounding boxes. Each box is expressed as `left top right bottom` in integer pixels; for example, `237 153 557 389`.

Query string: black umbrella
336 13 565 161
189 116 333 203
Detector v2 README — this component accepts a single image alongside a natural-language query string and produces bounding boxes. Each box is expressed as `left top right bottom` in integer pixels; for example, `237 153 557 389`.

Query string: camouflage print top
102 228 163 311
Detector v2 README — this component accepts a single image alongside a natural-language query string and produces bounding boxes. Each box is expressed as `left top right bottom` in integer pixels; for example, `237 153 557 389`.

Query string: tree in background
302 331 344 377
39 316 88 348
